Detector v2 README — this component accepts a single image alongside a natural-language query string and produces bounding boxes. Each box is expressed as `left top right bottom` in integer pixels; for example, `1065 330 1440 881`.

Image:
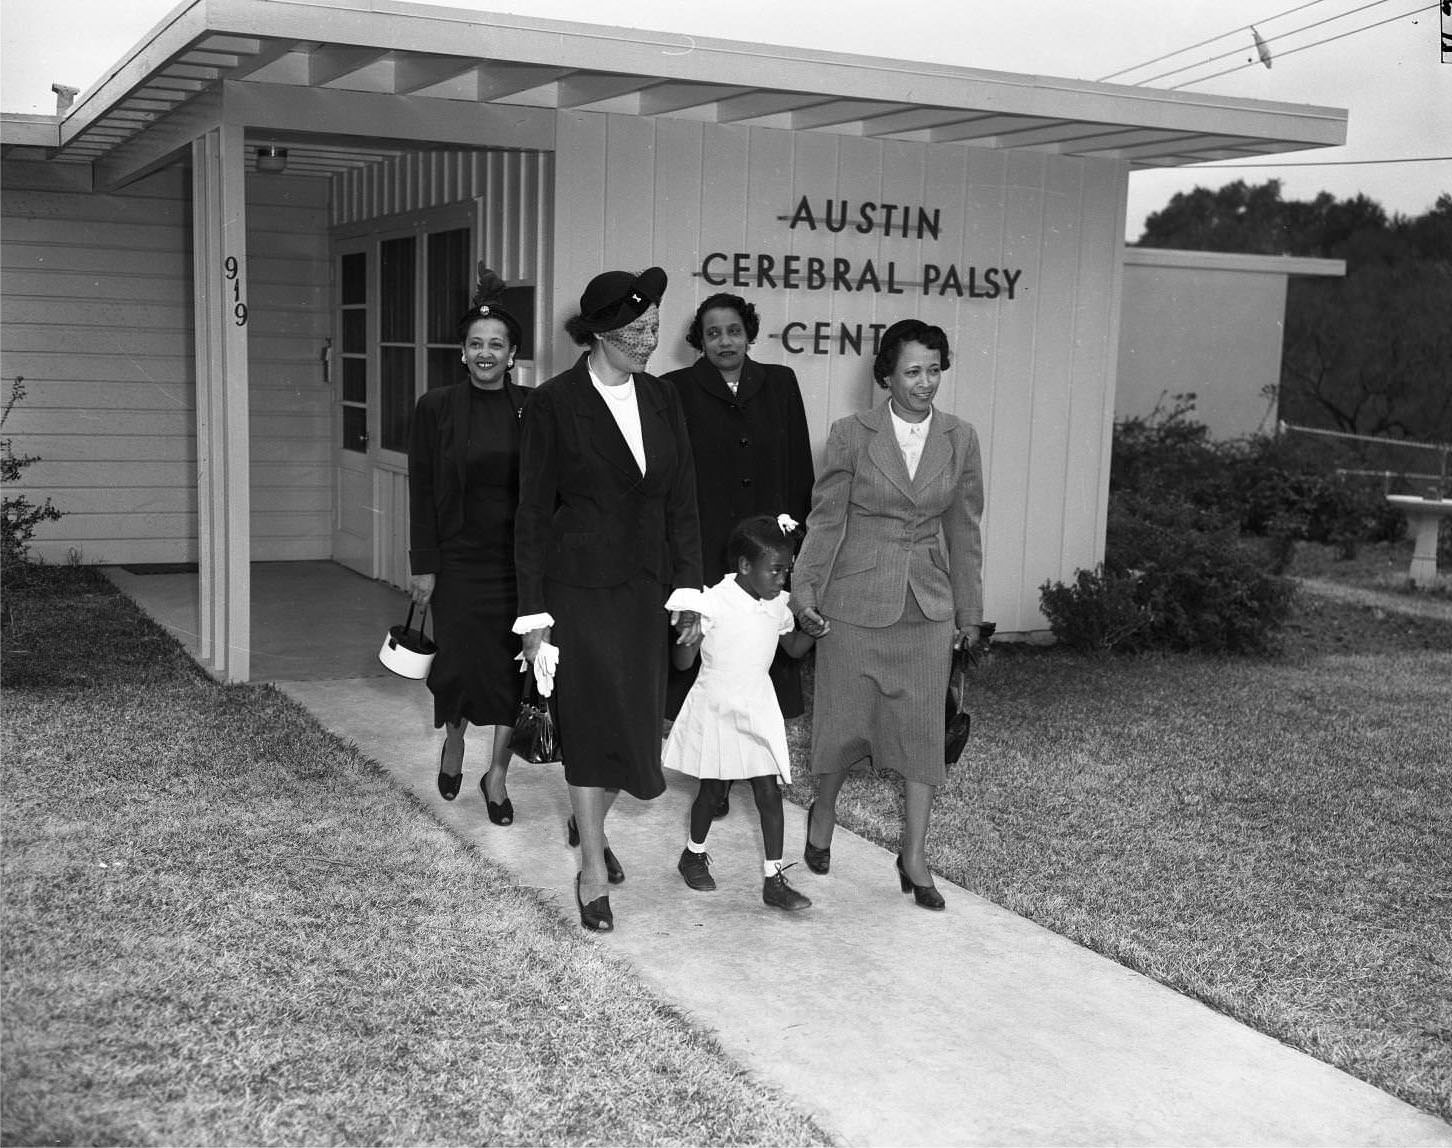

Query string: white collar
588 362 635 400
889 404 931 437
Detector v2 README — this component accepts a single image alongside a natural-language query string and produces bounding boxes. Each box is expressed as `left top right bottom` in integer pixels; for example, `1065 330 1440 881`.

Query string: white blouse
888 404 932 480
589 364 646 475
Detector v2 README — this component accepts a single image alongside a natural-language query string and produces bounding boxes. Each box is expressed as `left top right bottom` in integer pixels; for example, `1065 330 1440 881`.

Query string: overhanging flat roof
2 0 1347 178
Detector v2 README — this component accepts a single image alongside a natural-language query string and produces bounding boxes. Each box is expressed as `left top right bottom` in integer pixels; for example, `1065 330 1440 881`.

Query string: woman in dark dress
408 268 527 825
662 293 815 813
515 267 703 932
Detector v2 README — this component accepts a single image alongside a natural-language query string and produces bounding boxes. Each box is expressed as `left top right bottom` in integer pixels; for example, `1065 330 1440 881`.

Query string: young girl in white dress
664 514 829 910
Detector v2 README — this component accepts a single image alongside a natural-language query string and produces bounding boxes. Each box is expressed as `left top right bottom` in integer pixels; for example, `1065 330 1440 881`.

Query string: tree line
1136 180 1452 443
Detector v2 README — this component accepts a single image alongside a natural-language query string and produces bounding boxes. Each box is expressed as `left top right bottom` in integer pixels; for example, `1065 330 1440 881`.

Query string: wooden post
191 125 252 681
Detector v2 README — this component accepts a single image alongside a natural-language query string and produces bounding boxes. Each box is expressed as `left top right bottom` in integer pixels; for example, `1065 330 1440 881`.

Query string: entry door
330 213 472 582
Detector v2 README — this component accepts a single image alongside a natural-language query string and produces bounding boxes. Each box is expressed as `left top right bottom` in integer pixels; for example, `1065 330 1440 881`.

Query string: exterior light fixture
256 146 288 173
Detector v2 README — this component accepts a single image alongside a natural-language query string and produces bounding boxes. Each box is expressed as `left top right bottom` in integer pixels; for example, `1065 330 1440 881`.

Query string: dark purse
509 670 561 764
944 646 973 765
945 623 993 765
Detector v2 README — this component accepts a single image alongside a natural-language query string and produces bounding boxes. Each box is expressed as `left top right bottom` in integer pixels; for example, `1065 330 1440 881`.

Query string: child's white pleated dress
663 576 795 783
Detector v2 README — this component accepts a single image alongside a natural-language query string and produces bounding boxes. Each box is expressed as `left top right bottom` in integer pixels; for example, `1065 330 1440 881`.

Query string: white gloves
516 641 559 697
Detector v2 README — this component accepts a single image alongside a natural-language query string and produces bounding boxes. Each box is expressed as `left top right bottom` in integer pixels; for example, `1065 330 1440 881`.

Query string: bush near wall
1041 490 1295 655
1039 403 1367 654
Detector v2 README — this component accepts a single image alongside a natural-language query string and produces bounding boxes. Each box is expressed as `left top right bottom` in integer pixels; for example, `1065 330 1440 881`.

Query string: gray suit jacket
791 400 984 629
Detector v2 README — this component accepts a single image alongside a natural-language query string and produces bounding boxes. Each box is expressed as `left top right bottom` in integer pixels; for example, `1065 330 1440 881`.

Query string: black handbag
945 623 993 765
509 671 561 764
944 645 972 765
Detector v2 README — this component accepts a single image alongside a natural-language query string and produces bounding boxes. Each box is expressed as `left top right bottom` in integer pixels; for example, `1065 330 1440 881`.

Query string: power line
1096 0 1334 81
1169 2 1439 87
1177 155 1452 167
1137 0 1398 85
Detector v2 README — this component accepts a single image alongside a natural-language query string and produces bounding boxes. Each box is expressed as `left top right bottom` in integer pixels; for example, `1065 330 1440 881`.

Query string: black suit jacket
515 353 702 613
407 379 526 575
660 356 814 582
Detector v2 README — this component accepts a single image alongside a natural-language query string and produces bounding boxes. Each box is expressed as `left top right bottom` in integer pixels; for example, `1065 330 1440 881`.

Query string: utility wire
1137 0 1398 85
1169 1 1439 87
1096 0 1334 81
1183 155 1452 166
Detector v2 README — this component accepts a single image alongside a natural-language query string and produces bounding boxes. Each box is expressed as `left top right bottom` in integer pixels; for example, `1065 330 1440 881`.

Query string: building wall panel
0 163 334 565
1116 252 1319 440
551 112 1128 634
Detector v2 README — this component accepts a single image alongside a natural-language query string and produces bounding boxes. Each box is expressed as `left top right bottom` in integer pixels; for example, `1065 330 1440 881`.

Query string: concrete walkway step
283 674 1452 1148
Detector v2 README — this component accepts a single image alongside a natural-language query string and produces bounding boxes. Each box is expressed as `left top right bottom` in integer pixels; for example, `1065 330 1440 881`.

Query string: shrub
2 378 63 580
1038 566 1154 654
1040 493 1296 656
1109 400 1393 560
1223 434 1389 558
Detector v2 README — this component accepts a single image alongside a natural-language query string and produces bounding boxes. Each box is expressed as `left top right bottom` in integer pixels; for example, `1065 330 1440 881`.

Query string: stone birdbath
1385 495 1452 588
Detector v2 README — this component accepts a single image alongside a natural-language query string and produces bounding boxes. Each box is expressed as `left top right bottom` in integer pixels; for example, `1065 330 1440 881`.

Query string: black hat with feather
457 264 523 348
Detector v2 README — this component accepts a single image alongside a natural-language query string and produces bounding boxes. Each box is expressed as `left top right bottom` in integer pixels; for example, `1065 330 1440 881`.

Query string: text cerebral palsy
694 196 1026 356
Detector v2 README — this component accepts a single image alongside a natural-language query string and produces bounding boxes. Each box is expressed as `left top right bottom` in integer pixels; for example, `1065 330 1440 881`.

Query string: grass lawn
785 573 1452 1124
5 559 1450 1139
1 567 833 1147
1287 536 1452 600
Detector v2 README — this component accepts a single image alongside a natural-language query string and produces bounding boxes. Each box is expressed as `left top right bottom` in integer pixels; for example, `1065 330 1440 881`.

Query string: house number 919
224 255 248 326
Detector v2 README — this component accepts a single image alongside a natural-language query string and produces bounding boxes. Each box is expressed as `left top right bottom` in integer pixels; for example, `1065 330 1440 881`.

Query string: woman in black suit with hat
408 268 528 825
515 267 703 932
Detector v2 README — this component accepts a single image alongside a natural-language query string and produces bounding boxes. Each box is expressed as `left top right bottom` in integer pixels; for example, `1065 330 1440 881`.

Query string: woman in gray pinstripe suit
791 319 984 911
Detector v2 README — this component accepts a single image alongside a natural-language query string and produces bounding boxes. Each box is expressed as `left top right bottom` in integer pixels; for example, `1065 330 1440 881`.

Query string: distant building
1117 247 1345 439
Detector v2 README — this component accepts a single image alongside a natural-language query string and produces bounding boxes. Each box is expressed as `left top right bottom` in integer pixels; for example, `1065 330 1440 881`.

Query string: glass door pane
338 251 368 453
378 236 416 453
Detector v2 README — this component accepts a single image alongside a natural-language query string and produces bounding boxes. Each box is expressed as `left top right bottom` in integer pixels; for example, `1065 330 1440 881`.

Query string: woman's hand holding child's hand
796 608 830 640
674 610 703 647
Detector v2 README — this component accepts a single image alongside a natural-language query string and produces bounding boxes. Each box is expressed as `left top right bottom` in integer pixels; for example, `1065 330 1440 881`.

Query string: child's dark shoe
678 848 716 891
763 864 811 911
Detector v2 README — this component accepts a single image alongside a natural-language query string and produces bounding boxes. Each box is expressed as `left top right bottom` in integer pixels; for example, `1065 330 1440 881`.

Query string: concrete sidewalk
107 562 1450 1145
286 672 1450 1148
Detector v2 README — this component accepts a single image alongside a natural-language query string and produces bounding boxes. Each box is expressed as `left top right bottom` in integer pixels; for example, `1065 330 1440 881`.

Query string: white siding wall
0 162 332 565
552 113 1128 635
2 166 195 564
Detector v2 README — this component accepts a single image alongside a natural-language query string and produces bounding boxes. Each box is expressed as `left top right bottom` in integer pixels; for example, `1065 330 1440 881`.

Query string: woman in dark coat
408 268 527 825
515 267 703 932
661 294 815 725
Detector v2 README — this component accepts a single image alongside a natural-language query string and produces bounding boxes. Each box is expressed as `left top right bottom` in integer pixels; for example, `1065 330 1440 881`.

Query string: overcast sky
3 0 1448 238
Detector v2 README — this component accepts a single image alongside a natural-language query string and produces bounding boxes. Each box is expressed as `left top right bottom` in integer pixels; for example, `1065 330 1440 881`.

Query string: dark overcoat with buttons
661 356 814 582
662 355 815 718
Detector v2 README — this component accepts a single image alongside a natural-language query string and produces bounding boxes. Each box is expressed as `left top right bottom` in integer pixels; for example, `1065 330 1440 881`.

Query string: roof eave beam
219 80 556 150
92 87 222 192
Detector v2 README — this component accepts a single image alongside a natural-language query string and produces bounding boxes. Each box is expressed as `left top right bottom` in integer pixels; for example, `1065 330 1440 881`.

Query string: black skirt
547 574 670 800
426 531 523 730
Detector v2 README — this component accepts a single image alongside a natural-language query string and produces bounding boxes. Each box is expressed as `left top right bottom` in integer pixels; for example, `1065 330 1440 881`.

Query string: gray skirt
811 588 952 786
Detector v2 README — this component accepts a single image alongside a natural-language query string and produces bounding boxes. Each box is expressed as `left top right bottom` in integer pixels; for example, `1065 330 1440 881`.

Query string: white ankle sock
686 838 708 853
764 858 783 877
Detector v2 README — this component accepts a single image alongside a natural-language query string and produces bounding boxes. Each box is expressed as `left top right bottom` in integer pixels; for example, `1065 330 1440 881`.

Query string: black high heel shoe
481 773 513 826
803 800 831 875
567 816 624 884
436 746 462 801
575 874 614 932
896 855 945 911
